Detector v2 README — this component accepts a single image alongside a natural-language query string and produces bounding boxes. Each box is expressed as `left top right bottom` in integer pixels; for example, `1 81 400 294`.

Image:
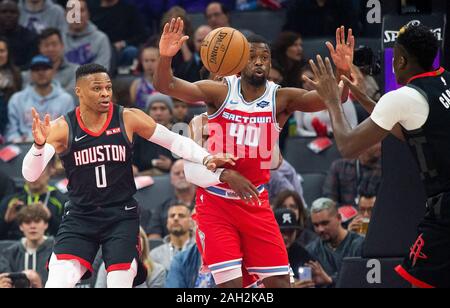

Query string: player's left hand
303 56 343 107
326 26 355 73
205 153 238 171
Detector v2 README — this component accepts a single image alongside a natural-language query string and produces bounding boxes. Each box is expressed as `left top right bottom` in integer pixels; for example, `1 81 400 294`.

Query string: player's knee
106 259 137 288
46 254 87 288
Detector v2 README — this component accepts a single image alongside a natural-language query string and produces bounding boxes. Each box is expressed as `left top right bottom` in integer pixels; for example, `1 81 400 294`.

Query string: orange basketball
200 27 250 77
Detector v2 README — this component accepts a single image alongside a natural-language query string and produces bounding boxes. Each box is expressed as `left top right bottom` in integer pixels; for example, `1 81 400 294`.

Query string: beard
245 73 266 87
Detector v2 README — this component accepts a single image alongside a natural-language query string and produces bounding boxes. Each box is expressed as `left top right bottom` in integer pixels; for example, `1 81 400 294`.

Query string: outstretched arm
153 17 227 107
305 56 390 158
125 108 236 169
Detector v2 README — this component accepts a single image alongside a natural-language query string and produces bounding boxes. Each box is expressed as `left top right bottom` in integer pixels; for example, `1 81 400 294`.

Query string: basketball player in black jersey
305 24 450 288
21 63 236 288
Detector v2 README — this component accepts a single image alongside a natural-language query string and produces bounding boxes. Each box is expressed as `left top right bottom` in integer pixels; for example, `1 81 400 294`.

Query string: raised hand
31 108 51 147
326 26 355 73
159 17 190 58
303 56 342 106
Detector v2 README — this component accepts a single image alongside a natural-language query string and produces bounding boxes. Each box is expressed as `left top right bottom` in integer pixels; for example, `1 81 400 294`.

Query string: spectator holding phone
1 203 54 287
274 208 314 288
306 198 364 287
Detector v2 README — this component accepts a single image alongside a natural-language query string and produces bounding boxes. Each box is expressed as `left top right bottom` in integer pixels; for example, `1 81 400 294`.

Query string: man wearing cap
306 198 364 287
274 208 314 288
5 55 75 143
133 93 175 176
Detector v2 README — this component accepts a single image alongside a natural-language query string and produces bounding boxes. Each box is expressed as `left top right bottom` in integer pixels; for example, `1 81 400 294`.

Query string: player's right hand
31 107 51 147
220 169 261 205
160 17 190 58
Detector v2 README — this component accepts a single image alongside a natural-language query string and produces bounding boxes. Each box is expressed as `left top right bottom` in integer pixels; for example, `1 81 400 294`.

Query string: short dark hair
76 63 109 81
396 24 439 71
247 34 269 47
39 28 62 44
16 203 49 225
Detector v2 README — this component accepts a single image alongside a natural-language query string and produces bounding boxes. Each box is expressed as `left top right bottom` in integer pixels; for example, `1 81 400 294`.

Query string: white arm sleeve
22 143 56 182
148 124 210 164
370 87 429 131
183 160 224 188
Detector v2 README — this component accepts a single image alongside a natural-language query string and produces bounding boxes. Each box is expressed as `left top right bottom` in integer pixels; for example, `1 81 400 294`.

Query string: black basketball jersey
60 104 136 207
403 68 450 197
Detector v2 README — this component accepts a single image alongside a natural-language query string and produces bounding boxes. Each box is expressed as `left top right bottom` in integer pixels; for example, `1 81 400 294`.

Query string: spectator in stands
22 28 77 95
172 99 190 124
1 203 54 286
306 198 364 287
175 25 211 83
0 171 14 202
133 93 176 176
95 227 166 288
0 36 22 137
18 0 66 34
348 193 376 235
205 2 231 29
274 208 314 287
123 0 166 37
0 0 38 69
272 31 306 88
0 158 67 240
130 44 159 109
63 0 112 71
87 0 147 72
150 203 195 271
5 55 75 143
323 142 382 207
272 190 317 246
160 6 194 69
148 160 196 239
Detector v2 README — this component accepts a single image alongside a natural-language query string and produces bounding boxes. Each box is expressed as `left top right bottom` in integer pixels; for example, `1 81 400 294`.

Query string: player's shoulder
51 115 69 129
380 86 427 104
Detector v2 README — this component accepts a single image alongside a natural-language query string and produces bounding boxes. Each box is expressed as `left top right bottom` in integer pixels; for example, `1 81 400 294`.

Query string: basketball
200 27 250 77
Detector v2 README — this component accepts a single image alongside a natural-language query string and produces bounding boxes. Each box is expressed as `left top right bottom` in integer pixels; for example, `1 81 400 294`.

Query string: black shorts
53 198 146 285
395 192 450 288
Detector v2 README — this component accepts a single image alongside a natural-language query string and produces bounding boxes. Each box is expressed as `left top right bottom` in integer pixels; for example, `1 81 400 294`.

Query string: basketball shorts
194 187 290 283
395 192 450 288
52 198 146 285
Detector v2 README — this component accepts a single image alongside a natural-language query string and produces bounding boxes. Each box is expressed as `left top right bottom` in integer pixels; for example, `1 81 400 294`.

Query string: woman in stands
0 37 22 140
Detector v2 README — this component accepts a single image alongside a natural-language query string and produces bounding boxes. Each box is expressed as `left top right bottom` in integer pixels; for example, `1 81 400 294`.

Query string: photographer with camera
0 203 54 287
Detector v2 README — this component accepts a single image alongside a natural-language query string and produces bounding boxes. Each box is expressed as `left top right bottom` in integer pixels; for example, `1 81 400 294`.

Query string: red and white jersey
206 75 281 189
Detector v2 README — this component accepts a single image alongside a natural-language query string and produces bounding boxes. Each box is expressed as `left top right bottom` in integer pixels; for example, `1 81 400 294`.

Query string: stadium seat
134 174 175 213
0 143 33 187
301 173 326 207
149 239 164 251
284 137 341 175
336 257 410 288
